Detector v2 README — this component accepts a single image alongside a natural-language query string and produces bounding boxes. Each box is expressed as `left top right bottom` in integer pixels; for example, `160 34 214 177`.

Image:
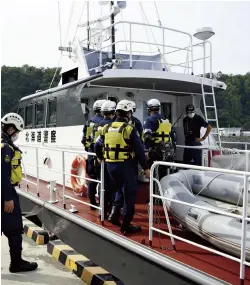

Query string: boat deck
19 177 250 285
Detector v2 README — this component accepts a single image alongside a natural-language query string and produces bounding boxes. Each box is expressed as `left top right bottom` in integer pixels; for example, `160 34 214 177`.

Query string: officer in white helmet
143 99 176 179
81 99 107 209
91 100 117 219
94 100 150 234
1 113 38 273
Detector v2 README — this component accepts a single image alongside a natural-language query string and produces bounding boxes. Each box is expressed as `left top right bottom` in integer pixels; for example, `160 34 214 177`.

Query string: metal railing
176 144 250 171
18 144 106 224
81 21 213 76
149 161 250 283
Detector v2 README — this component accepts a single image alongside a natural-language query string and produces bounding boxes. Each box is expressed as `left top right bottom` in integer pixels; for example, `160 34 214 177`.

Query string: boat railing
176 144 250 171
81 21 212 77
18 145 106 224
149 161 250 283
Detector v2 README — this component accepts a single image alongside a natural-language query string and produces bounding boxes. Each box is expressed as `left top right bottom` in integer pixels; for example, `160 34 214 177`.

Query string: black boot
120 220 141 235
108 206 121 226
9 251 38 273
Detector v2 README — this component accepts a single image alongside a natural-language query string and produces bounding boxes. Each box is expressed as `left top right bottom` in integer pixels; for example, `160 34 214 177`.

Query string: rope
139 5 152 54
139 1 168 69
154 1 162 26
64 1 75 45
73 1 86 42
120 10 128 50
57 1 62 47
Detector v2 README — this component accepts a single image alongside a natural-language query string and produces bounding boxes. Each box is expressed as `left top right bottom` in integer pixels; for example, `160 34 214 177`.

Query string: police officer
92 100 116 218
128 101 143 138
143 99 176 179
81 99 107 209
183 104 212 166
95 100 150 234
1 113 38 273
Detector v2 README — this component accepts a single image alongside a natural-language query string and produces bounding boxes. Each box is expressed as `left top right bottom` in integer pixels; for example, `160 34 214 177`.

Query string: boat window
161 103 172 122
142 102 172 122
47 99 57 126
35 102 44 127
108 96 118 104
25 105 33 128
18 106 24 121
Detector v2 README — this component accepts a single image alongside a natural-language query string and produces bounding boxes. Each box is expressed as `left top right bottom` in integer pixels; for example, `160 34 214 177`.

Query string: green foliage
1 65 61 115
214 72 250 127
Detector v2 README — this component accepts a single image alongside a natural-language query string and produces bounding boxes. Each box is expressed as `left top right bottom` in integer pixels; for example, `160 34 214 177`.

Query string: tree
1 65 61 115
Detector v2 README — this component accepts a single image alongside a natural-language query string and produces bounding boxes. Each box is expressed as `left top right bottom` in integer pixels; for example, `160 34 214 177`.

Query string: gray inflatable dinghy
160 170 250 260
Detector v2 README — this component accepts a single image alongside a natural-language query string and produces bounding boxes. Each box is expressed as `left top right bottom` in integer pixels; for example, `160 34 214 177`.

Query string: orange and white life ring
70 155 88 196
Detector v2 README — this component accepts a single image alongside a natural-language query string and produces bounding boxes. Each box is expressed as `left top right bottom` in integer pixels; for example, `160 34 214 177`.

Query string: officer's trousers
103 162 116 214
107 160 137 224
1 189 23 260
86 155 100 204
183 143 202 166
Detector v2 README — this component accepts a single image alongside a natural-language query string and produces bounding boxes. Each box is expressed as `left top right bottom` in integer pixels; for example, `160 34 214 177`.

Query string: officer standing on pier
1 112 38 273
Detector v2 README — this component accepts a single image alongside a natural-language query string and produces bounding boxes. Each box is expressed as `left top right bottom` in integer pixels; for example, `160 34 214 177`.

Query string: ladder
201 79 222 149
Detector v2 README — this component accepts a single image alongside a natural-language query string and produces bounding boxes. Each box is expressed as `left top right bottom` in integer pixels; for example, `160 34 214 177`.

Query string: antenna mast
87 1 90 50
110 1 115 60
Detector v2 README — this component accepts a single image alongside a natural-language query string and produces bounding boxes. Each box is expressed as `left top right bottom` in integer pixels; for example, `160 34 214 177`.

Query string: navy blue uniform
143 113 174 179
1 133 23 256
82 114 103 207
95 118 148 226
183 114 208 166
131 116 143 138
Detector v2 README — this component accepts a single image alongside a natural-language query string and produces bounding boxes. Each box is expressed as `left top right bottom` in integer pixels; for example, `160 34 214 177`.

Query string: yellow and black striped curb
47 240 124 285
23 217 49 245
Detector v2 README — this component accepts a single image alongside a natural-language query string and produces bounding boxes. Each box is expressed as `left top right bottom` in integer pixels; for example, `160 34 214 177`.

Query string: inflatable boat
160 170 250 260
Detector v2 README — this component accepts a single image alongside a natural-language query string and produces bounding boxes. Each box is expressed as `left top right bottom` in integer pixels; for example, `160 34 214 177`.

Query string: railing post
35 147 40 197
239 174 248 282
129 23 132 69
203 41 206 77
209 41 212 79
162 28 165 71
149 163 154 247
190 36 194 75
100 160 105 225
245 144 249 172
62 150 66 209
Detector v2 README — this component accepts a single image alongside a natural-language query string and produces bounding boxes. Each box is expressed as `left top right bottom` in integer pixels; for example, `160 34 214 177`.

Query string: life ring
70 155 88 196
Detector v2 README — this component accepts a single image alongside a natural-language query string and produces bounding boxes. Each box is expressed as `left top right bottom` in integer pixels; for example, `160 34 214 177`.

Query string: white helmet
147 99 161 109
1 112 24 131
116 100 133 112
101 100 116 112
129 101 136 113
93 99 108 111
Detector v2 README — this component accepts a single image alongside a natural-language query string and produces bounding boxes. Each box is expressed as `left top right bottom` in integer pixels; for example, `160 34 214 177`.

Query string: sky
1 0 250 75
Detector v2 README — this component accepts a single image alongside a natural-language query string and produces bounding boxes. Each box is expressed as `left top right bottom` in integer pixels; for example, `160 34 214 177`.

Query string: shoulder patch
4 154 11 163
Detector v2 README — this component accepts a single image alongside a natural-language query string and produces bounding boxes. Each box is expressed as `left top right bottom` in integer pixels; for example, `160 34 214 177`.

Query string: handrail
149 161 250 284
19 144 106 224
79 20 216 76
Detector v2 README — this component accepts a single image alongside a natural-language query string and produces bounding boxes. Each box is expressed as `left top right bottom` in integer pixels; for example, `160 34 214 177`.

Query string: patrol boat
15 2 250 285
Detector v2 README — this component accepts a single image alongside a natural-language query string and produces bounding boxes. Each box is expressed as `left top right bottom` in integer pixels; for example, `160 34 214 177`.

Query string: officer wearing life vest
1 113 38 273
95 100 150 234
143 99 176 179
82 99 107 209
92 100 117 218
128 101 143 138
